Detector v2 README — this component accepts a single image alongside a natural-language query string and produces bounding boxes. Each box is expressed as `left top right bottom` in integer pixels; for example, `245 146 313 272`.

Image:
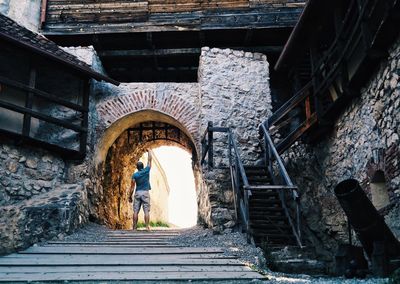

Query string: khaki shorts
133 190 150 215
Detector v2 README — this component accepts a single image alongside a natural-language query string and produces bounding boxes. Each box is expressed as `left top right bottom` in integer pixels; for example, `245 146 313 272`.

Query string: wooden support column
208 121 213 169
79 79 90 157
40 0 48 28
22 67 37 137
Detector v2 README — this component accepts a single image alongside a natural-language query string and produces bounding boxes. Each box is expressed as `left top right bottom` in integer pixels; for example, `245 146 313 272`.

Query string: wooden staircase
245 166 296 246
201 123 302 248
0 229 264 282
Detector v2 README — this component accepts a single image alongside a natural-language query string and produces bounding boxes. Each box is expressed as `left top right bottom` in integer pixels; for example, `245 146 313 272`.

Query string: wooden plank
6 253 235 260
244 185 298 190
42 7 302 34
0 256 243 266
0 265 252 273
104 238 175 241
47 241 171 245
20 247 224 254
0 271 264 281
43 244 182 247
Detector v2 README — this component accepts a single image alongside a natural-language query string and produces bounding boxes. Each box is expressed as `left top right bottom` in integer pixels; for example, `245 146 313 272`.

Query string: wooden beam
0 100 86 133
22 67 36 137
79 80 89 157
0 129 84 159
0 75 86 112
99 46 282 57
42 7 303 35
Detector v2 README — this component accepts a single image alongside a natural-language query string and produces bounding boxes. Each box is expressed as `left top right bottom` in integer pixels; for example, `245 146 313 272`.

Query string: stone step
272 258 327 276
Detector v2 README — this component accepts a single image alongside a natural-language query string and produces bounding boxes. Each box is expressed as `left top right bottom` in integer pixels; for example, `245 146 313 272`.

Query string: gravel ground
54 223 390 284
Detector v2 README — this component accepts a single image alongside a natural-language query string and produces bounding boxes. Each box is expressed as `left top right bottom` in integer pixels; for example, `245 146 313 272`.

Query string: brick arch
97 89 199 138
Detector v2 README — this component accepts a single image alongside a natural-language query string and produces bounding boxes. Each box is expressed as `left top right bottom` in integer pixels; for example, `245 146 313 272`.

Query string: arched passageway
93 110 200 229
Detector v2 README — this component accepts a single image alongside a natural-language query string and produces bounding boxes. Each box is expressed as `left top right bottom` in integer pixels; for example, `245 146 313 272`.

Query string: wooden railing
201 122 252 241
259 122 302 247
201 121 302 246
0 72 88 159
268 0 398 153
267 82 317 154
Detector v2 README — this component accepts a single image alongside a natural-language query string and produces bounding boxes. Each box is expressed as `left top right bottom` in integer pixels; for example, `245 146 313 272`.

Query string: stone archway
91 104 202 229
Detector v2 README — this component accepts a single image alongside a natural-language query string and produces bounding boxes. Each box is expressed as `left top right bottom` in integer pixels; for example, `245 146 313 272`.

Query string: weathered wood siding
46 0 149 24
45 0 305 25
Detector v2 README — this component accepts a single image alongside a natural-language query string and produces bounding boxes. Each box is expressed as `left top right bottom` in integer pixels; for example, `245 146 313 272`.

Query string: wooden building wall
45 0 305 25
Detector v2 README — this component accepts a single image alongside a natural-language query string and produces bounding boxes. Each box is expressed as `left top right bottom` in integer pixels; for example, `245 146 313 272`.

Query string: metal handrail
260 122 294 187
259 121 302 247
201 123 251 240
201 121 302 246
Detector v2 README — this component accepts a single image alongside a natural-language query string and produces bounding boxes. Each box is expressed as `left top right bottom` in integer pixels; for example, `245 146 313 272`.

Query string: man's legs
133 212 139 230
132 193 142 231
142 191 151 231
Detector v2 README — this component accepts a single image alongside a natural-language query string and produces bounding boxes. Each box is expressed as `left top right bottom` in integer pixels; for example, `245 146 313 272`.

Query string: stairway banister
229 129 249 187
259 122 294 187
267 81 312 127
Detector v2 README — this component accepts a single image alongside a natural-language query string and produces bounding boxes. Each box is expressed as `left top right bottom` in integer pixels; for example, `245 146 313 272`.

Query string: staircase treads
0 265 251 273
252 233 295 239
250 220 289 227
249 205 283 210
0 255 242 266
249 215 287 221
0 271 264 282
250 192 280 197
250 224 292 230
47 241 171 245
20 247 224 255
0 229 265 282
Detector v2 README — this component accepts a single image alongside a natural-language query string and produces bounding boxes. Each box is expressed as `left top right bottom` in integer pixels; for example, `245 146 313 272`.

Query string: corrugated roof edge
0 14 119 86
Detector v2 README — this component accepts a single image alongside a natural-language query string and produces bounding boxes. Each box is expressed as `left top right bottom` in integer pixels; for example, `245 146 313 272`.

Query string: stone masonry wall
0 141 65 205
0 0 41 32
0 139 89 254
283 36 400 268
198 47 272 231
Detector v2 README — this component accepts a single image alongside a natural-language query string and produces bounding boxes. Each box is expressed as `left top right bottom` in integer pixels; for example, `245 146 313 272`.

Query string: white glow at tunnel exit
153 146 197 228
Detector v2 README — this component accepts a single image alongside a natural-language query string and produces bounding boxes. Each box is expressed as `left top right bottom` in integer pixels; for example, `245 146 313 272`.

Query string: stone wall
197 47 272 230
0 141 66 206
283 36 400 268
0 139 89 255
0 0 41 31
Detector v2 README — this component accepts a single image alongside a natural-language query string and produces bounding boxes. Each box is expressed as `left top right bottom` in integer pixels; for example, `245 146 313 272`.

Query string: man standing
129 150 152 231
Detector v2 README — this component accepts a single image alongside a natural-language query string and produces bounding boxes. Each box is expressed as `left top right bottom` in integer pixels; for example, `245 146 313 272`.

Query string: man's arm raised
147 150 152 169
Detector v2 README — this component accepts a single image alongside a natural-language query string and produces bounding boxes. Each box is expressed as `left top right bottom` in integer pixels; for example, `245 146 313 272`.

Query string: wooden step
249 207 284 212
250 215 287 221
249 200 281 206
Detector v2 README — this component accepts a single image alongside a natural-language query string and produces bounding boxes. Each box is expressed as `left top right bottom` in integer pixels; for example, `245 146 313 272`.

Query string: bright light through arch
153 146 197 228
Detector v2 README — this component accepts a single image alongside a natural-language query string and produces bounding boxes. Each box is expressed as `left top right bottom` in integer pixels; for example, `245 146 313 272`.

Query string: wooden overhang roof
274 0 331 72
0 14 119 86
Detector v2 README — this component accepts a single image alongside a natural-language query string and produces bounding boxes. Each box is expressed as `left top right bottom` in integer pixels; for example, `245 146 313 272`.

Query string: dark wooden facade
0 14 118 159
42 0 305 34
269 0 400 153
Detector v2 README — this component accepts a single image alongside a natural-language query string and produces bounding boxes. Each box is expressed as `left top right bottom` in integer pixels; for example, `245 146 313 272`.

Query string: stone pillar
197 47 272 231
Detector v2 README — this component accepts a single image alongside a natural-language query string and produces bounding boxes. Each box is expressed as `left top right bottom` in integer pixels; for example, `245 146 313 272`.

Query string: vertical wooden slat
304 94 311 127
40 0 48 27
22 67 37 137
79 79 89 157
